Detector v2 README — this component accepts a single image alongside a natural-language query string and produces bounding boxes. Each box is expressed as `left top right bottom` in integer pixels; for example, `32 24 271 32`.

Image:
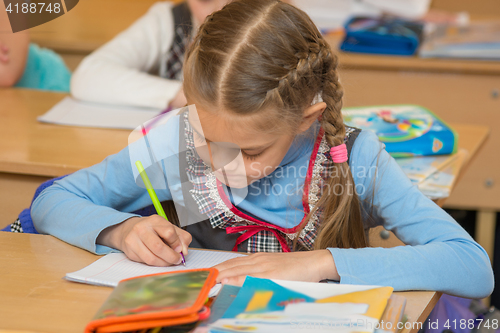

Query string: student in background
70 0 229 110
0 1 71 92
31 0 493 299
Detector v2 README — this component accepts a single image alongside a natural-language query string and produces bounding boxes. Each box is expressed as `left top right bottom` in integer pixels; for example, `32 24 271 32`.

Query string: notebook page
66 250 246 287
38 97 161 130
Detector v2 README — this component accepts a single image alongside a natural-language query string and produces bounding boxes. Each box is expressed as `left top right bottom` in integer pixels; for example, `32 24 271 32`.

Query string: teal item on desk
203 284 241 326
342 104 458 157
15 43 71 92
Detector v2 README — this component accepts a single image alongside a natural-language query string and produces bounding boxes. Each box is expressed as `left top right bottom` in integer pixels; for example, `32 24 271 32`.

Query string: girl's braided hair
183 0 368 249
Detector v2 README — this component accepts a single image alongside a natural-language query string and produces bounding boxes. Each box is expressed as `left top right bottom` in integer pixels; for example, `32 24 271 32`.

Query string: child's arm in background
0 1 29 87
70 2 183 109
31 117 190 265
328 130 493 298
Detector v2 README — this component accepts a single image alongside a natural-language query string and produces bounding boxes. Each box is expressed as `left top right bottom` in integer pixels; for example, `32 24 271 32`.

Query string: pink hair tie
330 143 348 163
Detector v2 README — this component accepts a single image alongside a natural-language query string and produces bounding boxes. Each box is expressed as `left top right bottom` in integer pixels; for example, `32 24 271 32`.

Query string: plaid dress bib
181 112 360 253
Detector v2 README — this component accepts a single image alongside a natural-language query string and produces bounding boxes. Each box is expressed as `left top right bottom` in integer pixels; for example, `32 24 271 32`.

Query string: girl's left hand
214 249 340 286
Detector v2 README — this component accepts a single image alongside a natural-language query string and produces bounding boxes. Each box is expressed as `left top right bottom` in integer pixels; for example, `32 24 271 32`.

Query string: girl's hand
214 250 340 286
97 215 192 267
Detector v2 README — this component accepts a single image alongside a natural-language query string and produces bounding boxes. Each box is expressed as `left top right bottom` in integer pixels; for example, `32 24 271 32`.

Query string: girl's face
188 103 295 188
187 0 230 26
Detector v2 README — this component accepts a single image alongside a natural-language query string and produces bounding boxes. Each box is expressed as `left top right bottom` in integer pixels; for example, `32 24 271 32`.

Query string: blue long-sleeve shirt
31 114 493 298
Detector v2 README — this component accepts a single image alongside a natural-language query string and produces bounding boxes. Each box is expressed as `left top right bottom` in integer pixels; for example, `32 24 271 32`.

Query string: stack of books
343 105 465 200
394 149 467 200
201 277 407 333
83 270 408 333
419 21 500 60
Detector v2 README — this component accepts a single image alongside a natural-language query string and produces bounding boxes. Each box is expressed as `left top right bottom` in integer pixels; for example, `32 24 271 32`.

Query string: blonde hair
183 0 368 249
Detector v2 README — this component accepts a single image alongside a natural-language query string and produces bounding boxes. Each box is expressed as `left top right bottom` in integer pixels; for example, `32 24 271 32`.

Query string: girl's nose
210 142 241 171
221 153 245 174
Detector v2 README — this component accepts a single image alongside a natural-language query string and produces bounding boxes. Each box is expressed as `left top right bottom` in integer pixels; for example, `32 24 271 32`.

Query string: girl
31 0 493 298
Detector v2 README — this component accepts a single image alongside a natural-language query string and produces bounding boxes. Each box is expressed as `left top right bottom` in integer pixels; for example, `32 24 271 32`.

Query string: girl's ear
297 102 327 133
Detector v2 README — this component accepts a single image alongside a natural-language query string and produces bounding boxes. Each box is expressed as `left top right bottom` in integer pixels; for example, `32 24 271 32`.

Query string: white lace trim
286 136 328 240
205 168 231 215
203 167 245 222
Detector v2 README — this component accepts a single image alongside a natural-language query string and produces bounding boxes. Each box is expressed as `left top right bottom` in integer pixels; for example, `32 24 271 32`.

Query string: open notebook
66 250 246 296
38 97 162 130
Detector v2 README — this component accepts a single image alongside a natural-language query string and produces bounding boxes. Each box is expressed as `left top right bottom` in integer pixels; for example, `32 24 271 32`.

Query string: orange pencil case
85 268 218 333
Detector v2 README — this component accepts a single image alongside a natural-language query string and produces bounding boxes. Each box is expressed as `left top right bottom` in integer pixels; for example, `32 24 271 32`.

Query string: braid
320 51 344 146
264 35 367 250
315 40 367 250
268 41 327 113
291 38 368 250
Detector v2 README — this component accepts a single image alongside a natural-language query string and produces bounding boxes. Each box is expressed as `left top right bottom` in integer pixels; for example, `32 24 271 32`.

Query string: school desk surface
0 88 488 181
0 232 440 333
0 89 130 177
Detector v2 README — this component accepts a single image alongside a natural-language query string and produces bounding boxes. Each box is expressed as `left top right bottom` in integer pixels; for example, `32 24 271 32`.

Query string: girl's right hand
97 215 192 267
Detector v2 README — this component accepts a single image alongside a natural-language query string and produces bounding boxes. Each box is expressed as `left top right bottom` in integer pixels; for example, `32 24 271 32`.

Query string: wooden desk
321 31 500 77
368 123 493 263
0 89 488 179
0 89 130 229
331 55 499 261
0 232 440 333
0 89 129 176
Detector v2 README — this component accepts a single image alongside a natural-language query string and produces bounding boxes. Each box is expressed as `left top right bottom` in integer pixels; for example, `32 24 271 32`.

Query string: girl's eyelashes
242 151 263 161
194 132 264 160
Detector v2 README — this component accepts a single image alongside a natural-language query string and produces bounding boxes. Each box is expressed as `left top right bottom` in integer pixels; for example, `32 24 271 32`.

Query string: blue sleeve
328 130 494 299
31 116 181 255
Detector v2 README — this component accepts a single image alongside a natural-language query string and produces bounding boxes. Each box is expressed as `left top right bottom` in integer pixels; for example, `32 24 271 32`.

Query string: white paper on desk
38 97 162 130
65 250 246 297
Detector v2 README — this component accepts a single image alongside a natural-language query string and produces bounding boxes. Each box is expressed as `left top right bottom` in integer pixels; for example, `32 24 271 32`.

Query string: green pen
135 160 186 266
